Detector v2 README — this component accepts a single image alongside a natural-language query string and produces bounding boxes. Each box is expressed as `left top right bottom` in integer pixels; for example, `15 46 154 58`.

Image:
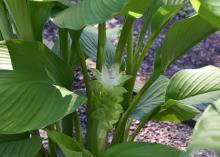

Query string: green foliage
80 27 115 65
151 0 186 37
0 0 13 39
52 0 155 30
189 103 220 156
0 0 220 156
101 142 182 157
3 0 69 41
131 76 170 121
47 129 94 157
190 0 220 29
0 136 41 157
154 66 220 122
0 41 86 134
154 15 216 72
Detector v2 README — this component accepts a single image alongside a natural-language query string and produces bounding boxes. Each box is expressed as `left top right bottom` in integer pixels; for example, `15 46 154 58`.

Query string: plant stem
122 36 155 109
114 16 134 64
0 31 3 40
75 42 106 156
134 10 152 61
122 23 134 109
75 42 92 99
75 42 105 156
48 139 57 157
0 0 13 39
112 71 161 145
121 9 154 109
60 31 77 137
126 23 134 75
111 112 128 145
55 121 62 132
40 147 52 157
123 119 132 142
129 107 160 141
97 23 106 71
135 35 155 73
73 111 83 148
47 125 57 157
59 28 69 63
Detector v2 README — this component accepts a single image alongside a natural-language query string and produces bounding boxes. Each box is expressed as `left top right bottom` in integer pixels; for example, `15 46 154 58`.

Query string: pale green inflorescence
91 64 131 137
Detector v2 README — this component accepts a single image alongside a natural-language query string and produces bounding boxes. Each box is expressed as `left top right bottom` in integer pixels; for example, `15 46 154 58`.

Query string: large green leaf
0 72 84 134
80 27 115 65
190 0 220 29
3 0 70 41
52 0 154 30
131 76 169 121
154 15 216 72
53 27 116 66
101 142 182 157
0 40 86 134
151 0 186 37
154 99 200 122
119 0 154 15
0 136 41 157
166 66 220 103
28 0 71 41
0 0 13 40
189 99 220 156
155 66 220 122
3 0 34 40
47 130 94 157
29 0 71 6
0 133 29 143
52 0 127 29
5 40 73 87
47 130 82 157
159 0 186 5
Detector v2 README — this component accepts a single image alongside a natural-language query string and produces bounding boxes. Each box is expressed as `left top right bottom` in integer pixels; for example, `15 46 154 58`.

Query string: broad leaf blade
0 41 86 134
0 133 29 143
189 100 220 156
190 0 220 29
80 27 115 65
156 66 220 122
0 71 85 134
101 142 182 157
3 0 34 40
167 66 220 102
131 76 169 121
52 0 154 30
120 0 154 15
0 136 41 157
151 1 185 37
154 100 200 122
4 0 70 41
28 0 71 41
47 130 94 157
5 40 73 87
29 0 71 6
0 0 13 40
154 15 216 72
53 27 116 66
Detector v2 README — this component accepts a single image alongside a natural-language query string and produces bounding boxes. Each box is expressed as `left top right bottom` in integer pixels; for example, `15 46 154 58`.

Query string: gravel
42 2 219 157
